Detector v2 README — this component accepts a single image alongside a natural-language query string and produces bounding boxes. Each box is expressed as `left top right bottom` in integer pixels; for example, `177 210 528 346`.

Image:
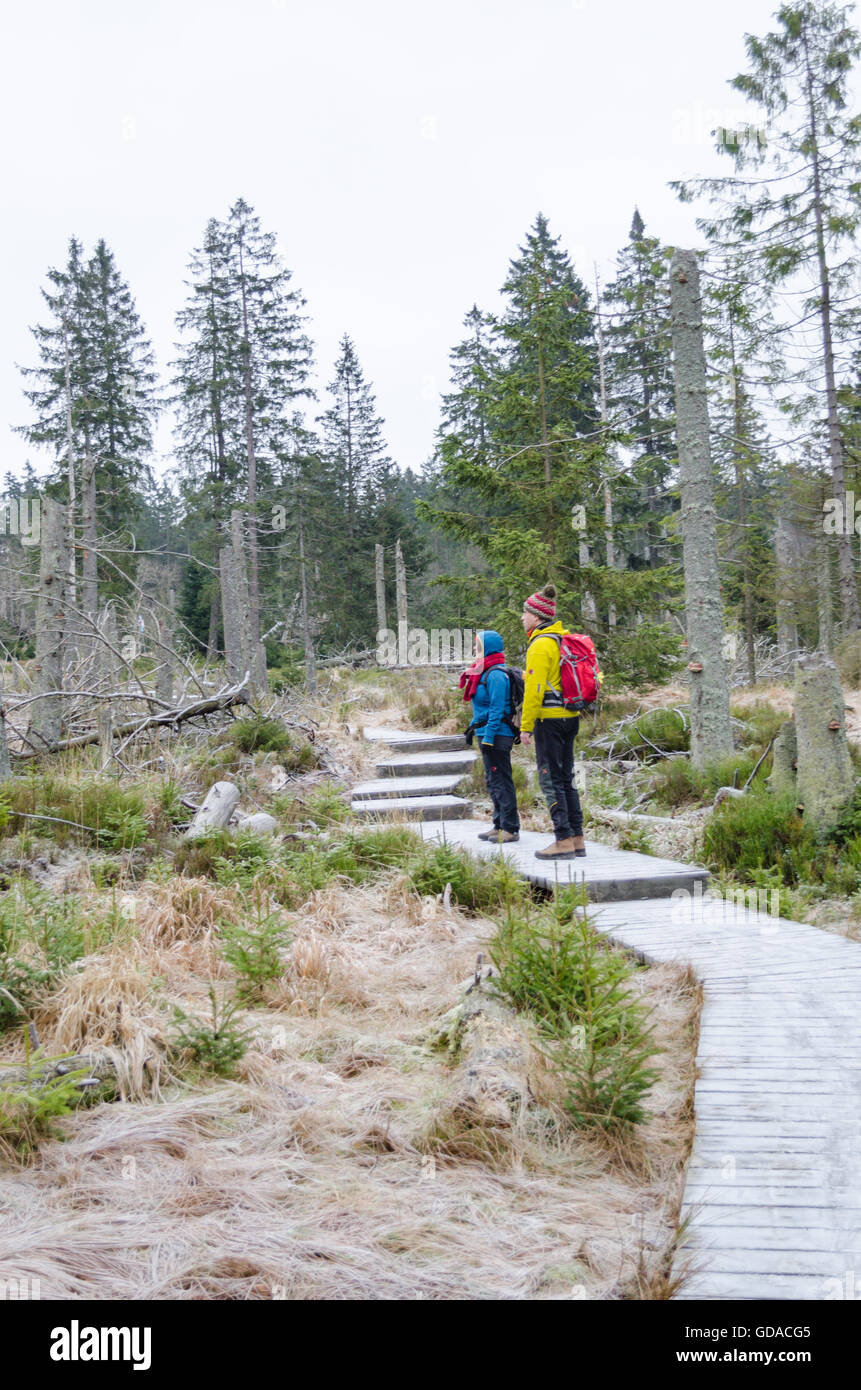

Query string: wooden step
352 773 468 800
363 726 468 754
351 794 474 821
376 750 477 778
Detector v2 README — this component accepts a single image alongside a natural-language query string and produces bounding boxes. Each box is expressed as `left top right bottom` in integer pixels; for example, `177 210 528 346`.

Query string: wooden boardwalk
357 727 861 1300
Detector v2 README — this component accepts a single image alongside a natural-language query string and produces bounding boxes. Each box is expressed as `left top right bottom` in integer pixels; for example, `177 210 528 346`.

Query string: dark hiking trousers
533 717 582 840
480 734 520 834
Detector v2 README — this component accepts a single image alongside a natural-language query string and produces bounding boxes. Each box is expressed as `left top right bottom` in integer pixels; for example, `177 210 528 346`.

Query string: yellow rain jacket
521 621 579 733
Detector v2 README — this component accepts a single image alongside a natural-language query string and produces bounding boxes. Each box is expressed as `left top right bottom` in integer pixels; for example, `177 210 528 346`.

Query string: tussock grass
31 950 171 1102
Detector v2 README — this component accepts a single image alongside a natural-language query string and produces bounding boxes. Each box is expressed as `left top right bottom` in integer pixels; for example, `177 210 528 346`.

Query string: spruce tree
314 335 423 647
18 237 157 613
171 200 313 658
602 210 676 571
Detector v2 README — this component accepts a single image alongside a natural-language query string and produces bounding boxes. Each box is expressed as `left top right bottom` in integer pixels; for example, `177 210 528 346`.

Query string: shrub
703 793 812 885
226 716 293 754
173 829 234 879
601 621 684 691
0 1053 87 1163
648 752 763 811
220 889 291 1002
0 776 150 849
406 842 528 914
732 701 786 749
408 685 464 729
169 986 249 1077
613 707 690 759
0 886 87 1031
490 897 659 1130
306 782 349 825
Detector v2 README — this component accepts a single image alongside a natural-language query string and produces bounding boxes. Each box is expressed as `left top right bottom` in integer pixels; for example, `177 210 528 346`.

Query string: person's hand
520 732 532 745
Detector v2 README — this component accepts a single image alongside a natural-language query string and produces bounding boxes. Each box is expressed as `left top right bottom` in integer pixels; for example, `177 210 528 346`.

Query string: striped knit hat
523 583 557 623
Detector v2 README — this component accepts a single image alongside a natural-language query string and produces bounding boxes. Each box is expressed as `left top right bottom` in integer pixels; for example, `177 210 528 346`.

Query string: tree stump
431 981 534 1129
767 719 797 797
794 656 854 830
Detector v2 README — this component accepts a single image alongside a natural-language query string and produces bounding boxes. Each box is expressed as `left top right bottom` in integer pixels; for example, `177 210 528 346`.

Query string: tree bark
669 250 733 768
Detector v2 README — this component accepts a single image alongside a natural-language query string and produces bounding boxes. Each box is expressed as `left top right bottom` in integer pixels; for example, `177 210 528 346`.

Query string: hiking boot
494 830 520 844
477 827 501 840
535 837 578 860
572 835 586 857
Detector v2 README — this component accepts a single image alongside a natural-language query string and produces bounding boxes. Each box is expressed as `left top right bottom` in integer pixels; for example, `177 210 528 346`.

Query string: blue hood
479 629 504 657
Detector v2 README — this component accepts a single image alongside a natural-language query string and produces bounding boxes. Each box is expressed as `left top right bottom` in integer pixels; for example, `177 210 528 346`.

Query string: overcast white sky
1 0 811 483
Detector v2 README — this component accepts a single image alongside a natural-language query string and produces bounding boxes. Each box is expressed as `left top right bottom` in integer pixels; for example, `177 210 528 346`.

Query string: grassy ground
0 665 700 1300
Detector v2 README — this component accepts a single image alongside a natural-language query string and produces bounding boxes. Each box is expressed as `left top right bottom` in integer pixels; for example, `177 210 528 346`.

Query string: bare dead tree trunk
61 314 77 614
395 537 408 645
728 324 756 685
0 698 11 781
220 546 243 686
298 497 317 695
670 249 733 768
30 497 68 748
775 515 799 658
207 588 220 661
156 582 176 706
817 529 835 655
237 237 261 650
375 542 387 635
80 452 99 633
97 604 116 769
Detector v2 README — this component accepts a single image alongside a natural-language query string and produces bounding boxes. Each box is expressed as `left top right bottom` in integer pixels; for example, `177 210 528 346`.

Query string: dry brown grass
0 866 699 1299
31 950 172 1102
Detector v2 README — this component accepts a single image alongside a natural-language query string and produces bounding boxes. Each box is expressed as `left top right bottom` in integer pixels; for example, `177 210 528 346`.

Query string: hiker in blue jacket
459 630 520 844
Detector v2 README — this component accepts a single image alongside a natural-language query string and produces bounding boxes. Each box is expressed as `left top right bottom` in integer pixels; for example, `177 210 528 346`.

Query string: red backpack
549 632 603 711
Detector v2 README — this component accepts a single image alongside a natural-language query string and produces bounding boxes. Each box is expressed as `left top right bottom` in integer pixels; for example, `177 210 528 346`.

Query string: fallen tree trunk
0 1049 115 1093
184 781 241 838
9 676 249 761
588 806 710 831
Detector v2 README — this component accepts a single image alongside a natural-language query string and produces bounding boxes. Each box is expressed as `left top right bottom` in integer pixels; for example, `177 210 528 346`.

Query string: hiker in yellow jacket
519 583 586 861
